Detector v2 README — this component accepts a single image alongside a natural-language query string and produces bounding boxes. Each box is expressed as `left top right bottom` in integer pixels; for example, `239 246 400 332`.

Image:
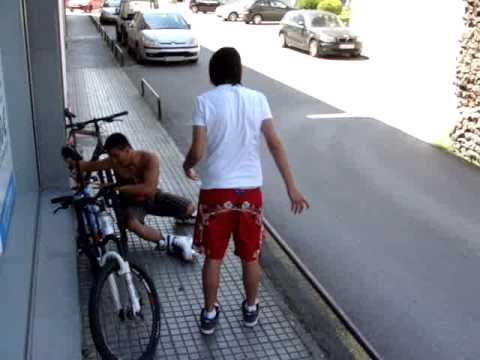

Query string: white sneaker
166 234 199 261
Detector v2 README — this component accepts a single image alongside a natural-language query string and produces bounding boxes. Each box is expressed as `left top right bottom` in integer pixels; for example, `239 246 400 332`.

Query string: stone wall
450 0 480 165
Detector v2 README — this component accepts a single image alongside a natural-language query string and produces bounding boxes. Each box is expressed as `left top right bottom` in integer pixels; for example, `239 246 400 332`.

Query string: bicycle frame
63 109 130 253
59 109 143 314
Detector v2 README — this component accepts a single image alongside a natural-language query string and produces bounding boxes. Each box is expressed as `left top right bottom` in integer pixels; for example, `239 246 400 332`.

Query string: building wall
349 1 465 142
0 0 38 193
0 0 69 356
26 0 69 190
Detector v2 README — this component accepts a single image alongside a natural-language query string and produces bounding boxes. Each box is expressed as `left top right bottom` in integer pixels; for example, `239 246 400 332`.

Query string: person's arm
67 157 113 173
183 126 206 180
261 119 310 214
116 153 159 198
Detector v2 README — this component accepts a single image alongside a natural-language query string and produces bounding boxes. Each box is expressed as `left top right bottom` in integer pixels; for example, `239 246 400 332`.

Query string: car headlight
143 37 157 47
189 38 199 47
319 34 335 43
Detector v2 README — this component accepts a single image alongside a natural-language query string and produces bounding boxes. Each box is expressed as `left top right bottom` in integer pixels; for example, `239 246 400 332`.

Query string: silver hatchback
126 10 200 63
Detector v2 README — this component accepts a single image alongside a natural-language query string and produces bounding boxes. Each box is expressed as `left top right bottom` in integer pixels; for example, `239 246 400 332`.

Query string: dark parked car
279 10 362 57
189 0 223 13
215 0 294 24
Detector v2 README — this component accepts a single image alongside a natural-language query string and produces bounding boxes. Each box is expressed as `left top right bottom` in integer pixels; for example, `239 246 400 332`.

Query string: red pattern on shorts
194 188 263 261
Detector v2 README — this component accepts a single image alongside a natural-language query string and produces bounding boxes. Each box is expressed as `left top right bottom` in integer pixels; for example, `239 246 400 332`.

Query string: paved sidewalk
66 14 325 360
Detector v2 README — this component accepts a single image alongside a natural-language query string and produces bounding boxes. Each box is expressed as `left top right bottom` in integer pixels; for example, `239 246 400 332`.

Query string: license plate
339 44 355 49
165 56 186 61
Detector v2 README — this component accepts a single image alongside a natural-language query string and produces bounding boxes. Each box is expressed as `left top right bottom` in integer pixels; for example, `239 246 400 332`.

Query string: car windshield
310 14 343 28
104 0 120 6
144 14 189 29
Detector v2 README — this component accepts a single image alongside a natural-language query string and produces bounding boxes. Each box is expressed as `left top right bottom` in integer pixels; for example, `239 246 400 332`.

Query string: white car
126 10 200 63
100 0 121 24
116 0 158 43
215 0 252 21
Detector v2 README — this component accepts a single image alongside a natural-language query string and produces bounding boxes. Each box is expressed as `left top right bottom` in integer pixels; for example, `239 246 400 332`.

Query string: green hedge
316 0 342 15
297 0 320 10
339 6 351 25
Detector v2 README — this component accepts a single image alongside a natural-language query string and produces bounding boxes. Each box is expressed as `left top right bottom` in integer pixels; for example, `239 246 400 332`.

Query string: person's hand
92 182 115 190
65 158 78 179
287 186 310 214
65 157 76 171
183 163 199 181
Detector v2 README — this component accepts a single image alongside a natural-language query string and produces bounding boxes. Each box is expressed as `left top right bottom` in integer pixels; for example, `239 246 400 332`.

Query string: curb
264 219 381 360
89 15 124 67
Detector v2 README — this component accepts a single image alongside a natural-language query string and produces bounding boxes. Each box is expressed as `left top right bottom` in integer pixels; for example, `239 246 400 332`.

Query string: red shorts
194 188 263 261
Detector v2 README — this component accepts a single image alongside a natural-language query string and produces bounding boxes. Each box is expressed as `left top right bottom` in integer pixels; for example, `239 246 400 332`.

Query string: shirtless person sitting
66 132 195 250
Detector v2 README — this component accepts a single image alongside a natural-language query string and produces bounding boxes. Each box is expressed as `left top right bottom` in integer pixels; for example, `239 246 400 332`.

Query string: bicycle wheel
89 260 161 360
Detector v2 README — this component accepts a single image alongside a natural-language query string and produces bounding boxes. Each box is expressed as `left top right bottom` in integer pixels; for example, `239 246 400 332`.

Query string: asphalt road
105 10 480 359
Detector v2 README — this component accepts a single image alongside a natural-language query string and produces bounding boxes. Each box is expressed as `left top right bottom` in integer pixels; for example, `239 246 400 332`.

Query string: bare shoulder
137 150 159 167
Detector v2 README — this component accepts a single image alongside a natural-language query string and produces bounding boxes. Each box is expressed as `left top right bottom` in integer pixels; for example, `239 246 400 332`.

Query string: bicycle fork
101 252 142 317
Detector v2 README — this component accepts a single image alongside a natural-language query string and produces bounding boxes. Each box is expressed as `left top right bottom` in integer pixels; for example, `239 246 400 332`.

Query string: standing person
183 47 310 335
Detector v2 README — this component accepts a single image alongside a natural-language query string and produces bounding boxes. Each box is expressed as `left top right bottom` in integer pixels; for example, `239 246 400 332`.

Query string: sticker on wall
0 50 16 256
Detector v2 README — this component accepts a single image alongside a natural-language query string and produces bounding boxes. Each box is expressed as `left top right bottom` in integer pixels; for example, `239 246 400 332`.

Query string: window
104 0 120 7
144 13 189 30
292 14 304 24
133 12 142 24
271 0 287 8
310 14 343 28
256 0 269 7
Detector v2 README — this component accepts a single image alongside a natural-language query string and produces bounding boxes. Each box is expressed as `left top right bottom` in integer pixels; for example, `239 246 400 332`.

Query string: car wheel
228 12 238 21
279 32 288 48
191 5 199 13
309 39 320 57
252 14 262 25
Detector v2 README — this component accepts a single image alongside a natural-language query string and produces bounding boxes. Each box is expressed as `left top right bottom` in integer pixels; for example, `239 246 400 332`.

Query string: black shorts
121 190 192 223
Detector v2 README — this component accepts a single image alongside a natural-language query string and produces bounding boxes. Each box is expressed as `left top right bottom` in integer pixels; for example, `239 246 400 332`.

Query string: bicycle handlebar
51 195 73 204
50 183 120 209
65 111 128 130
64 108 76 119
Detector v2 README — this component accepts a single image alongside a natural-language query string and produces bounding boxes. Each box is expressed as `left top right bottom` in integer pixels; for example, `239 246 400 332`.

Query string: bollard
114 44 125 67
140 79 162 121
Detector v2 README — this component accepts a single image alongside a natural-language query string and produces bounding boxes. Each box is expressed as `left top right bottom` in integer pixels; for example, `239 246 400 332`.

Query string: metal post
157 98 162 121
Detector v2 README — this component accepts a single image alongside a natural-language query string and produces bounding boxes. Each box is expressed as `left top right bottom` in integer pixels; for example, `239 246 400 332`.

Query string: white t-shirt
192 84 272 190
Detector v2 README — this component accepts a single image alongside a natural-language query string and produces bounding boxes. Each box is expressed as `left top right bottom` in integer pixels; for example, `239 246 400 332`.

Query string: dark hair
104 133 131 151
209 47 242 86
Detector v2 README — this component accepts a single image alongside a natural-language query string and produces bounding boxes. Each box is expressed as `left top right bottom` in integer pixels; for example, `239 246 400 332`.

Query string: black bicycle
63 108 127 185
53 110 161 360
63 109 130 258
